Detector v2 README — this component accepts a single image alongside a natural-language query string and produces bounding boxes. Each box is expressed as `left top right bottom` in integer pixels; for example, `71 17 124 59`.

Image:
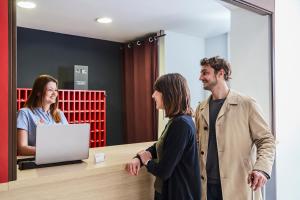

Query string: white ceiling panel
17 0 231 42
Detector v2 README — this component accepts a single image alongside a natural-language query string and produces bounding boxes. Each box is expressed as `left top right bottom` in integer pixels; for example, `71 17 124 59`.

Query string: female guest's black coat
146 114 201 200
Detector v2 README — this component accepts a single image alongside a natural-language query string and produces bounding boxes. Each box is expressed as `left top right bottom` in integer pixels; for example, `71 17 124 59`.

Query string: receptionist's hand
125 158 141 176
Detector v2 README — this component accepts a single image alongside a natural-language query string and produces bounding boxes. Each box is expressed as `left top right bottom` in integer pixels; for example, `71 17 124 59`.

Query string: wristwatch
144 159 151 166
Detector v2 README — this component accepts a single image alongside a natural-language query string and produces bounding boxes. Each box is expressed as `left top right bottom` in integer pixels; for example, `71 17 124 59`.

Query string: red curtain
122 38 158 143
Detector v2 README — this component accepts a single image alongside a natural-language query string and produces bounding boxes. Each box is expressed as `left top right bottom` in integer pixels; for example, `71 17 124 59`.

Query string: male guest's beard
203 79 217 90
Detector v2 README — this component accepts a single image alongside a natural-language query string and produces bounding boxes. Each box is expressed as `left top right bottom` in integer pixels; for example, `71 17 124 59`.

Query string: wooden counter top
0 142 155 200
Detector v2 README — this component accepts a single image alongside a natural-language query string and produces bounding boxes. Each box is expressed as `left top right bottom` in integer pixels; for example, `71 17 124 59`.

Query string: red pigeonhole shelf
17 88 106 147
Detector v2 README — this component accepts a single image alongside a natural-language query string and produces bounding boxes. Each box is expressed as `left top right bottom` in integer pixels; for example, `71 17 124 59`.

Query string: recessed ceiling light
96 17 112 24
17 1 36 9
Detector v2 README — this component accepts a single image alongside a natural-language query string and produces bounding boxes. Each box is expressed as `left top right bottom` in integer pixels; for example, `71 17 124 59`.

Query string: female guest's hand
125 158 141 176
138 150 152 165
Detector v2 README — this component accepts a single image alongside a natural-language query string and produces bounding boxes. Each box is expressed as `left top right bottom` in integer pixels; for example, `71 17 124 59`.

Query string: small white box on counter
94 152 105 163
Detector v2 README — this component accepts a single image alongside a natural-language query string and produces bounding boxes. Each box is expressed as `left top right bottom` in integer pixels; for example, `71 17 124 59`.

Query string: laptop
18 124 90 169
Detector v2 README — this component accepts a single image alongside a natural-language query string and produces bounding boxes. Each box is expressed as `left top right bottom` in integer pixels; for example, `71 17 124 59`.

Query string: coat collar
199 90 239 124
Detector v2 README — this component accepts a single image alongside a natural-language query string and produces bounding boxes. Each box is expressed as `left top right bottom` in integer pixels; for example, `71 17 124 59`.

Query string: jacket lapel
217 90 238 120
200 98 209 125
217 102 228 120
200 90 239 124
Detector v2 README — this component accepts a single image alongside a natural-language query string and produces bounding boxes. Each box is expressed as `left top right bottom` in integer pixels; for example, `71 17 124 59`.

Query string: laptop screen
35 124 90 165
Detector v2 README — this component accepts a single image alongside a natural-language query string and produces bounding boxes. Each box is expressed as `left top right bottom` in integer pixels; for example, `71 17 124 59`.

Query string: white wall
164 31 206 110
229 8 272 124
159 31 228 134
157 33 167 135
204 32 229 98
205 33 228 59
275 1 300 199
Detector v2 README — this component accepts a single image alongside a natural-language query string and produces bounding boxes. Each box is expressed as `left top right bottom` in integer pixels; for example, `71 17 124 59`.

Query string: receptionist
17 74 68 156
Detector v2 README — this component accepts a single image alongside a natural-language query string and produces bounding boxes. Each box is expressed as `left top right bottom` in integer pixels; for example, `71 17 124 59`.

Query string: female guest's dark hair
24 74 61 122
154 73 192 118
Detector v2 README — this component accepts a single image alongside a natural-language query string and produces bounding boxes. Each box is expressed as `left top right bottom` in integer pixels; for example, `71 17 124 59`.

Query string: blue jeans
207 183 223 200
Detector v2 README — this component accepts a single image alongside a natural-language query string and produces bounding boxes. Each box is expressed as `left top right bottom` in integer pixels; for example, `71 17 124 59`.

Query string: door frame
221 1 276 200
7 3 276 200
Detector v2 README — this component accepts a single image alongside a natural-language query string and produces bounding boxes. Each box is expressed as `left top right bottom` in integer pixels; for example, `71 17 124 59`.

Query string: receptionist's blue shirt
17 107 68 146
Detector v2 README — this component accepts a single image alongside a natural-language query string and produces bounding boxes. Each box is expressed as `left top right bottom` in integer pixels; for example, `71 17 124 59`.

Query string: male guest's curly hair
200 56 232 81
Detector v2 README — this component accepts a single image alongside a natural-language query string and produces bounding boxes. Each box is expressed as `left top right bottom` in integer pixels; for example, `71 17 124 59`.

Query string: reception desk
0 142 155 200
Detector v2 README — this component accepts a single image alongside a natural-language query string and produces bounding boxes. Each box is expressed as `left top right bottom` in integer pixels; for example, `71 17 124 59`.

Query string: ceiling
16 0 231 43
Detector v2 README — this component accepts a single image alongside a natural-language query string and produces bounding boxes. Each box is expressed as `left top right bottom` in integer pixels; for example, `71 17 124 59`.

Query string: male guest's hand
248 170 268 191
125 158 141 176
138 150 152 165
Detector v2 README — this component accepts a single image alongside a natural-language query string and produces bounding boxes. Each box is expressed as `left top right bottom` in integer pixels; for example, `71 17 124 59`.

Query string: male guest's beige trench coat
195 90 275 200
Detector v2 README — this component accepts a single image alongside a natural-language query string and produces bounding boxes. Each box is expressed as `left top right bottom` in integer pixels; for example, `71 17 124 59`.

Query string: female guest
17 75 68 156
125 73 201 200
